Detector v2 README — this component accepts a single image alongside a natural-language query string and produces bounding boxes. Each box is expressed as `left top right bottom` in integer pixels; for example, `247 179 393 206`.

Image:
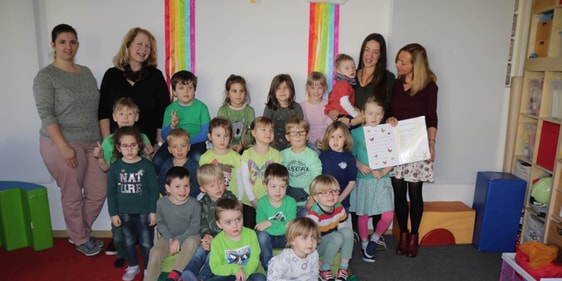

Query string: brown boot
396 232 409 255
407 234 419 257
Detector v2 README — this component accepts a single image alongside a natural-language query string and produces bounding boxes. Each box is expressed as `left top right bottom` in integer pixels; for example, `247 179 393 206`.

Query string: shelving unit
512 0 562 260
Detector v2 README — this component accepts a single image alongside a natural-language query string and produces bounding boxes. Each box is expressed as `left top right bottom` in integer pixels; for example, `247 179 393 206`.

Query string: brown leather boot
407 234 419 257
396 232 409 255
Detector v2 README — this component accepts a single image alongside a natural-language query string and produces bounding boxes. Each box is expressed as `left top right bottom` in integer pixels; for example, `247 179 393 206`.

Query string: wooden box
536 20 553 41
535 39 550 57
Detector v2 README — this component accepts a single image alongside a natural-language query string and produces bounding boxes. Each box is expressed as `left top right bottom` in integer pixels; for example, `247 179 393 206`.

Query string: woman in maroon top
388 43 438 258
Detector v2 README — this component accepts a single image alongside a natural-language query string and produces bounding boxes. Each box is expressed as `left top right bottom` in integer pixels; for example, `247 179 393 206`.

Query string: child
145 167 201 281
207 198 266 281
280 116 322 217
181 164 238 281
324 54 360 122
319 121 357 210
106 126 159 281
267 217 320 281
255 163 297 271
154 70 210 170
263 74 304 151
307 175 353 281
157 128 200 198
217 74 255 153
300 71 332 149
95 97 154 171
93 97 153 267
350 97 394 263
238 116 283 229
199 117 241 200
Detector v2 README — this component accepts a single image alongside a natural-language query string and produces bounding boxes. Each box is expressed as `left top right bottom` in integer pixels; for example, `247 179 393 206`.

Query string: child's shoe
166 270 181 281
319 269 335 281
122 265 140 281
362 243 376 263
113 258 126 268
105 239 117 255
336 268 349 281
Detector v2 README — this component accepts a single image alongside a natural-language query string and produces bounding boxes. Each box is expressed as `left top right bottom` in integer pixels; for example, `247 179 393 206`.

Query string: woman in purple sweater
388 43 438 258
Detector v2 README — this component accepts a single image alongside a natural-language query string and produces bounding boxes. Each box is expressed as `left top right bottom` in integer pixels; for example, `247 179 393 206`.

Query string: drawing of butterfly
248 160 271 185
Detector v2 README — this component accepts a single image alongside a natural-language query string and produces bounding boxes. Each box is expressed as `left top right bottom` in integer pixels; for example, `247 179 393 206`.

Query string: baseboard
52 230 112 238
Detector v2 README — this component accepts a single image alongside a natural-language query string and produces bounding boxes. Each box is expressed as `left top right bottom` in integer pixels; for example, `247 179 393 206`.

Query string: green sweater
256 196 297 236
107 158 158 216
209 227 261 277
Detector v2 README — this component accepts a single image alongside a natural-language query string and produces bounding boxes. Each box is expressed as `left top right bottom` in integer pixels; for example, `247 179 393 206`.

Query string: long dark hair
357 33 388 102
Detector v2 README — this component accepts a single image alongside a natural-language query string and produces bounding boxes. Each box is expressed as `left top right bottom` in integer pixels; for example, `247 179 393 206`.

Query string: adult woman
33 24 106 256
388 43 438 258
98 27 169 146
345 33 395 127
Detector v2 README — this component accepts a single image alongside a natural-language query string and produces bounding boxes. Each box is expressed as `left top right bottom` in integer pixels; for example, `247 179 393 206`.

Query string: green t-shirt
217 104 255 146
239 147 283 205
199 150 242 199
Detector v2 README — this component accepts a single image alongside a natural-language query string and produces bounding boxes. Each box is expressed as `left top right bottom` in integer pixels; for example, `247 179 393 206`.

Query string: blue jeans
182 245 212 281
256 231 286 272
111 224 126 259
121 213 154 268
206 273 266 281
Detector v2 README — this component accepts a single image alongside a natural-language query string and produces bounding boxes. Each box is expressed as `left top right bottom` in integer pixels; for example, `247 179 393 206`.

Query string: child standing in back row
217 74 255 153
154 70 210 170
350 97 394 263
325 54 360 124
263 74 304 151
300 71 332 150
106 126 159 281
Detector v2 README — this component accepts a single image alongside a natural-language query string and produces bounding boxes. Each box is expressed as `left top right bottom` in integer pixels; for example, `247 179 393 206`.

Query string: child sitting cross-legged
307 175 354 281
207 198 266 281
145 167 201 281
181 164 238 281
267 217 320 281
255 163 297 272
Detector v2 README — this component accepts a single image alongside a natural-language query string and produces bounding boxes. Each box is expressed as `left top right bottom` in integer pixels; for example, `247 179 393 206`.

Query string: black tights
392 177 424 234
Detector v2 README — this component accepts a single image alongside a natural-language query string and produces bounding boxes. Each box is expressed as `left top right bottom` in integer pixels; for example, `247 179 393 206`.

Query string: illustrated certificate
364 116 430 169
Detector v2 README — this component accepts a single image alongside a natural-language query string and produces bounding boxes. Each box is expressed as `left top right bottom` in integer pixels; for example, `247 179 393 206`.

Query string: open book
364 116 430 169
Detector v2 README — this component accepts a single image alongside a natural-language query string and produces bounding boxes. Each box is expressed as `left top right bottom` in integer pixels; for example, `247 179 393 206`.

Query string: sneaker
105 239 117 255
336 268 349 281
376 236 387 251
122 265 140 281
319 269 335 281
91 237 104 249
113 258 126 268
76 240 102 257
362 245 375 263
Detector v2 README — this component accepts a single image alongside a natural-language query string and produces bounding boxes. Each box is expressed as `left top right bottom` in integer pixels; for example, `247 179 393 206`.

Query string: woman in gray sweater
33 24 106 257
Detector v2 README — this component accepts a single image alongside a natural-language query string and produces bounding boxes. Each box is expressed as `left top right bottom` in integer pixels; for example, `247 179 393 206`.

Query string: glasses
286 130 307 136
316 190 340 197
119 143 138 150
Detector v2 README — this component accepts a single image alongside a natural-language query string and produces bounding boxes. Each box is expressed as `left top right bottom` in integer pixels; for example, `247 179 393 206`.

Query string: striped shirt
307 202 350 236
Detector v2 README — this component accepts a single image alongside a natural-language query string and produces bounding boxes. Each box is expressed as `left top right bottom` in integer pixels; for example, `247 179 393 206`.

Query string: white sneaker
122 265 140 281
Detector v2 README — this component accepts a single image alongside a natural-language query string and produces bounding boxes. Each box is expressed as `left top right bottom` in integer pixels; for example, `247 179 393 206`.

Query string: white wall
0 0 512 231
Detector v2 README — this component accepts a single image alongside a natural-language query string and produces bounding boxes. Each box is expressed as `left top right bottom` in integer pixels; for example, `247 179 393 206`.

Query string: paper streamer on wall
165 0 195 89
308 2 339 93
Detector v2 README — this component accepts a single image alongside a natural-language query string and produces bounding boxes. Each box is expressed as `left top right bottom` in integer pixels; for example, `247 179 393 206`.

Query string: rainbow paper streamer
165 0 196 88
308 2 339 93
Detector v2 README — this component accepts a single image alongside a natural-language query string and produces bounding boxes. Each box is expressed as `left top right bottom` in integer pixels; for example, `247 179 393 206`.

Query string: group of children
98 54 396 281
